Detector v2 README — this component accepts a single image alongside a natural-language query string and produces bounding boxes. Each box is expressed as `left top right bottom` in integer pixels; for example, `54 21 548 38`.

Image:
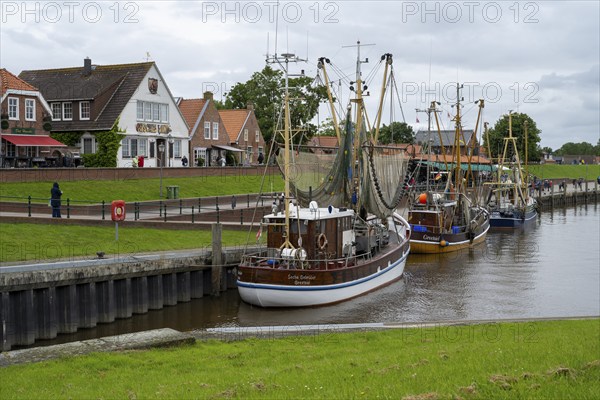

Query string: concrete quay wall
0 248 248 352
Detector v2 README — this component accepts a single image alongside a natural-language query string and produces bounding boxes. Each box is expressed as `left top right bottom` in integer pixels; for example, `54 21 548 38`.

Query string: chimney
203 91 213 101
246 101 254 110
83 57 92 76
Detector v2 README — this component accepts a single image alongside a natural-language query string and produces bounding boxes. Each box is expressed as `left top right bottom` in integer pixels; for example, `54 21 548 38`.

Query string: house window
152 103 160 122
62 102 73 120
138 138 147 156
255 130 260 142
5 142 16 157
160 104 168 123
174 140 181 158
82 137 94 154
143 102 152 121
204 122 211 139
246 146 253 163
25 99 35 121
212 122 218 140
194 147 207 166
8 97 18 120
121 139 130 158
137 101 144 120
137 100 169 123
51 103 61 121
80 101 90 120
243 129 248 141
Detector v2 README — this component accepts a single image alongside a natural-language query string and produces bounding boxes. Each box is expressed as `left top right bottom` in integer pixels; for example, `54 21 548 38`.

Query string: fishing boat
237 47 411 307
485 111 537 228
407 86 490 254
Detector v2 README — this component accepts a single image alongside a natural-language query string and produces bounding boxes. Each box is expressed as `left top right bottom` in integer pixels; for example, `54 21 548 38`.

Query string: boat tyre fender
317 233 328 250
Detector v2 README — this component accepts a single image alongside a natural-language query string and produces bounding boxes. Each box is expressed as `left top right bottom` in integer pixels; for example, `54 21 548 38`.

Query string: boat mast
342 40 374 212
453 83 463 194
267 52 304 250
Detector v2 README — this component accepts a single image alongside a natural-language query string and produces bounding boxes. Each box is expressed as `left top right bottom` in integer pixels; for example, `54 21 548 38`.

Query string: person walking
50 182 63 218
181 155 188 167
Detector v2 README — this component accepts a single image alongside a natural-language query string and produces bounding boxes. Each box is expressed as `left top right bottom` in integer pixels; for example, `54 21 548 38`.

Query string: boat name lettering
288 274 316 281
422 234 440 241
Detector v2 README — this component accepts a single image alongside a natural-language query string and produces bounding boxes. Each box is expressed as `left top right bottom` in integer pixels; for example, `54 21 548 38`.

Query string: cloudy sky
1 1 598 150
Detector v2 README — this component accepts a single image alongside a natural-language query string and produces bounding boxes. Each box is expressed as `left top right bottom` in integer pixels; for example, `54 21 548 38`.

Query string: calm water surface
39 205 600 346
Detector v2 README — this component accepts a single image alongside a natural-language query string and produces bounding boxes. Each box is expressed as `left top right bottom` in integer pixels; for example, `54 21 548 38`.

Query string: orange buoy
440 240 447 247
418 193 427 204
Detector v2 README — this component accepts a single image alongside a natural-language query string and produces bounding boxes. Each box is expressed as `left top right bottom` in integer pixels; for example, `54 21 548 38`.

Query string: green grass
528 164 600 180
0 319 598 399
0 223 255 262
0 175 284 203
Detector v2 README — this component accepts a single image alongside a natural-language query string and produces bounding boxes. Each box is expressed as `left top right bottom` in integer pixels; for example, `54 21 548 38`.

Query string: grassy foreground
1 319 598 399
0 175 284 203
0 223 254 263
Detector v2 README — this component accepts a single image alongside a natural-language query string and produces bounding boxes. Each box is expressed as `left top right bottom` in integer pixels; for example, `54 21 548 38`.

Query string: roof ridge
20 61 155 74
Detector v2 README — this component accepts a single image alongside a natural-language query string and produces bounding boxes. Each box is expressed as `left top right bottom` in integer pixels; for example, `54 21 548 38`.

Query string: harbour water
32 205 600 346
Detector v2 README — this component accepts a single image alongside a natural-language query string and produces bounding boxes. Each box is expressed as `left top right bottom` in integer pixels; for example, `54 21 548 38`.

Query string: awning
429 161 496 172
212 144 243 152
1 134 67 147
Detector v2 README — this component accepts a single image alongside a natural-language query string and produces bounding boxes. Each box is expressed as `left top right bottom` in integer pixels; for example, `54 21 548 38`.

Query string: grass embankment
528 164 599 180
0 223 253 263
0 175 284 203
0 319 598 399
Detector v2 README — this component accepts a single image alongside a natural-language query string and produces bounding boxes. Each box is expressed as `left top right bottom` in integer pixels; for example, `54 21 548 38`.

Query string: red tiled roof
0 68 38 96
219 109 249 142
178 99 206 132
309 136 339 147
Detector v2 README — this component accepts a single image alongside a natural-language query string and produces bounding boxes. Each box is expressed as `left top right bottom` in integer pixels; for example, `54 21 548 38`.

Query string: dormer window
80 101 90 120
51 103 61 121
62 102 73 120
8 97 18 120
25 99 35 121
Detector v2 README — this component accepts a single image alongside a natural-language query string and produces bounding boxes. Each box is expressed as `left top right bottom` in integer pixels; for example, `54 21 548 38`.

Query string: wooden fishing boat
237 47 411 307
485 111 538 228
408 86 490 253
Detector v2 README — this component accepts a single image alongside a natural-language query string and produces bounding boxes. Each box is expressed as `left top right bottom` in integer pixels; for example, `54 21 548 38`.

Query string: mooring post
211 223 223 296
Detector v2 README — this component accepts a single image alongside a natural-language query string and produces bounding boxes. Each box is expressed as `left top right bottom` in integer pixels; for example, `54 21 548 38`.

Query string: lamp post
158 142 165 198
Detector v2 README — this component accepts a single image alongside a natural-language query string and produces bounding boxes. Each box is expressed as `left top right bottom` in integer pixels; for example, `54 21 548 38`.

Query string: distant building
414 130 477 156
1 68 66 168
178 92 238 166
219 102 266 165
19 59 189 167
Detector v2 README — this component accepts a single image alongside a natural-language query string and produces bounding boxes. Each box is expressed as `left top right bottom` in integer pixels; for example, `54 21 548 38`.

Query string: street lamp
158 142 165 198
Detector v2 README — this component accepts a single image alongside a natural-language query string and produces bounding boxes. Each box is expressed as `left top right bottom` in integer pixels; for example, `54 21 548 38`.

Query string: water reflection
31 205 599 348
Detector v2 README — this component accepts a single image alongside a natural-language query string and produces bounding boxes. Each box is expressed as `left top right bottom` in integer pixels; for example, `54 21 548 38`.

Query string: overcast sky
1 1 598 150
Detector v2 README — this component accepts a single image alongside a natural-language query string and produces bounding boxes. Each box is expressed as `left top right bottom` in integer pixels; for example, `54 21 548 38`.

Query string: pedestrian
220 156 226 167
50 182 62 218
257 152 264 165
181 155 188 167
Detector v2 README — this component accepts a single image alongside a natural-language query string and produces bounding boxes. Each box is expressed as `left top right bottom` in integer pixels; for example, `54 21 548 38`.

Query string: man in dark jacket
50 182 63 218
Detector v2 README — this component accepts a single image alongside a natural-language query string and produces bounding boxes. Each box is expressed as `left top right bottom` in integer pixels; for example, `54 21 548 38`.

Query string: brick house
415 130 478 156
1 68 67 168
219 103 266 165
177 92 239 166
19 59 189 167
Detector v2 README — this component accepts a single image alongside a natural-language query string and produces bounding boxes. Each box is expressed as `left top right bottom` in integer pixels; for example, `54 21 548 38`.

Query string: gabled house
19 59 189 167
177 92 237 166
414 130 478 156
219 102 266 165
1 68 66 168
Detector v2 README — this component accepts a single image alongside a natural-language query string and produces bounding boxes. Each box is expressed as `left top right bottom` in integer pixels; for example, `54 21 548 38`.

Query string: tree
554 141 598 156
541 146 553 155
224 66 328 146
377 122 414 145
484 113 542 162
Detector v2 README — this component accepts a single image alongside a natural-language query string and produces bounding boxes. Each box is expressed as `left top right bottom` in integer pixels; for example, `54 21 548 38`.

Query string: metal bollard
191 206 195 223
28 195 31 217
67 198 70 218
163 203 167 222
101 200 105 220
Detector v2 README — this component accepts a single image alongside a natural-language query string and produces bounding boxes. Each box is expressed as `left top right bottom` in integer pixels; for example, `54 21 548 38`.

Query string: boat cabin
263 202 355 261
